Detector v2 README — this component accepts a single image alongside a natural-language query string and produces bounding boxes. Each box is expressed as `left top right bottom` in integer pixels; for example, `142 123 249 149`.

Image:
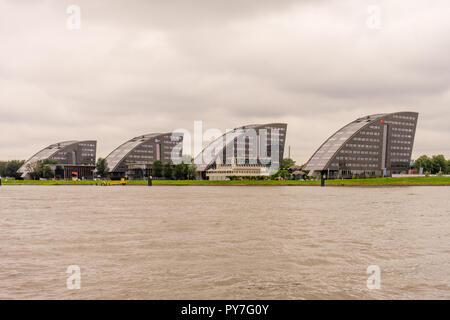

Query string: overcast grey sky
1 0 449 163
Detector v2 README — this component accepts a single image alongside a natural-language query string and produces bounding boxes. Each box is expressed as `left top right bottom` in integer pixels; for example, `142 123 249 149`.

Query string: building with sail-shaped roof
194 123 287 179
18 140 97 180
304 112 418 179
105 132 183 179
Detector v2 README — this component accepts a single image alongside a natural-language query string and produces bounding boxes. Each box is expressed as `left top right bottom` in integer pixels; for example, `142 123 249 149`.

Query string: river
0 185 449 299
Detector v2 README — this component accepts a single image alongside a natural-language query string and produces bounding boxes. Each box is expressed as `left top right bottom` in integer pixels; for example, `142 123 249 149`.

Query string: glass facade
105 132 183 178
195 123 287 172
18 140 97 177
305 112 418 178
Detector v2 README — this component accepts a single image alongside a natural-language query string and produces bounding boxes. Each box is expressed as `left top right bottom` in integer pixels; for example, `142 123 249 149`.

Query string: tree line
95 158 197 180
0 160 25 179
151 160 197 180
413 155 450 174
1 158 197 180
0 159 60 180
3 155 448 180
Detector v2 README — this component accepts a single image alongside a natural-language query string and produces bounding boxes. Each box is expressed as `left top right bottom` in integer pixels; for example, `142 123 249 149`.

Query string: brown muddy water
0 185 449 299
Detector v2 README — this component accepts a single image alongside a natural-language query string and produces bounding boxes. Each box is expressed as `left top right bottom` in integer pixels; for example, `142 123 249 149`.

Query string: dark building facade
105 132 183 179
194 123 288 177
18 140 97 180
305 112 418 178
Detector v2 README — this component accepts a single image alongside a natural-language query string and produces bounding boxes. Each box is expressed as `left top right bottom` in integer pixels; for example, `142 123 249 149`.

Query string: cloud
1 0 449 162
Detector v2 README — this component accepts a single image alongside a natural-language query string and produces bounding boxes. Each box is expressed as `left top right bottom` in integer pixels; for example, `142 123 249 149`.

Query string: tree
28 159 57 180
163 162 173 179
279 169 290 179
431 155 447 174
0 161 7 177
26 161 44 180
6 160 25 179
414 155 432 173
174 163 189 180
269 158 297 180
174 163 184 180
152 160 163 177
447 160 450 174
182 163 189 179
270 169 290 180
187 164 197 180
42 164 54 179
281 158 296 170
96 158 109 178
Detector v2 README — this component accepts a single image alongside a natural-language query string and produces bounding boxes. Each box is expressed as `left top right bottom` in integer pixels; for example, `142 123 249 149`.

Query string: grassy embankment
2 177 450 186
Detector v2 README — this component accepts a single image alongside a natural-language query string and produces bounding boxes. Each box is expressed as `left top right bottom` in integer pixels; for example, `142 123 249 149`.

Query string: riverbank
2 177 450 186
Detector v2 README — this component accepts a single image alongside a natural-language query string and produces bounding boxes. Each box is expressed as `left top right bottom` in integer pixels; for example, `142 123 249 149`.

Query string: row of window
386 121 415 127
208 170 260 174
130 155 152 159
392 152 410 156
391 146 411 150
392 115 416 120
353 137 380 142
163 140 181 145
264 126 287 132
128 154 176 159
134 149 153 153
392 127 413 133
346 143 379 149
340 150 379 155
360 131 381 136
392 140 412 145
330 163 379 168
335 156 379 161
392 134 412 138
391 158 409 162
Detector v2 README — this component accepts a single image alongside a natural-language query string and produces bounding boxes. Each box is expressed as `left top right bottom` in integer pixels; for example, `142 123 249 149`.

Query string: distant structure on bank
18 140 97 180
206 157 271 180
304 112 418 178
105 132 183 179
195 123 287 179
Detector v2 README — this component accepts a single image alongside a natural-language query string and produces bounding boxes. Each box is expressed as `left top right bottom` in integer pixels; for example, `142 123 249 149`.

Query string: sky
1 0 449 163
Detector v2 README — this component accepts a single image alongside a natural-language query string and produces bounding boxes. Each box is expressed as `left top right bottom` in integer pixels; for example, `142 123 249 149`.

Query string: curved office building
105 132 183 179
18 140 97 179
194 123 287 174
304 112 418 178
